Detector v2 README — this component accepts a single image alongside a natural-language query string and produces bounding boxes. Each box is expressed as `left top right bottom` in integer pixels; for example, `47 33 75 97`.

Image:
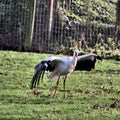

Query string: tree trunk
48 0 54 44
24 0 36 51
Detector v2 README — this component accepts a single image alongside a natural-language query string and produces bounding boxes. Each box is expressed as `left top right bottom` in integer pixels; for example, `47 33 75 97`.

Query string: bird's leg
63 75 67 99
53 76 60 98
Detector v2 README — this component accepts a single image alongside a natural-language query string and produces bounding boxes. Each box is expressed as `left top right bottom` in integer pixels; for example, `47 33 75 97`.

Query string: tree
24 0 36 51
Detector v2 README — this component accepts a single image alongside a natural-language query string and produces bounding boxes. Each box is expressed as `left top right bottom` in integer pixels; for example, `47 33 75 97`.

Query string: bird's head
73 49 79 57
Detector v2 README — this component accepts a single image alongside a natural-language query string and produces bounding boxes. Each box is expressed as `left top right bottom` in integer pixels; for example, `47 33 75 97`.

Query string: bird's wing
77 53 97 61
50 58 65 68
44 56 60 61
75 53 102 71
30 56 61 88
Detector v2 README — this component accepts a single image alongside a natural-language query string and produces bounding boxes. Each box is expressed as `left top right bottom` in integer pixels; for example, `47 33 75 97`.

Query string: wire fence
0 0 119 54
0 0 29 51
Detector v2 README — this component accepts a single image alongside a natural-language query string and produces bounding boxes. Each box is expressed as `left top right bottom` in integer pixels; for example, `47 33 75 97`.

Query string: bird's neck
72 54 78 67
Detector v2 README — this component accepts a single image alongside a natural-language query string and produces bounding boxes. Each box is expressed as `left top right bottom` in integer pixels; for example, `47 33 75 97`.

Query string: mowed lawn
0 50 120 120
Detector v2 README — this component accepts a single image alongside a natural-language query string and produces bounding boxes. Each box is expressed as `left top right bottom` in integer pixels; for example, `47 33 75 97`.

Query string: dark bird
75 53 102 71
30 52 102 98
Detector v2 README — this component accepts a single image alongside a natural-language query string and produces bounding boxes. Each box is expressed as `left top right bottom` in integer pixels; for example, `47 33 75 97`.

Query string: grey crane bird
31 49 79 98
30 52 102 98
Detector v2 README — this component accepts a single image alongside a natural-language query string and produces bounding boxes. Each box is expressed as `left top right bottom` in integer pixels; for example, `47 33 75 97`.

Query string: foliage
60 0 117 24
0 0 119 52
0 51 120 120
0 1 29 50
0 1 29 32
58 0 118 52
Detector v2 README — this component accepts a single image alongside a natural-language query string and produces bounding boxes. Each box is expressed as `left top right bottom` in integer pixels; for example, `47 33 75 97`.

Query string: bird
30 53 102 97
30 49 79 98
75 53 102 71
30 53 102 90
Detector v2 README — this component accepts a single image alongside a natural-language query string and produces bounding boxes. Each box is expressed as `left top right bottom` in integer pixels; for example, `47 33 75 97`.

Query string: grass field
0 50 120 120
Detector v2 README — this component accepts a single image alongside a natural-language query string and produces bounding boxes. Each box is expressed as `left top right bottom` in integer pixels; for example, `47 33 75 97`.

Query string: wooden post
24 0 36 51
48 0 54 43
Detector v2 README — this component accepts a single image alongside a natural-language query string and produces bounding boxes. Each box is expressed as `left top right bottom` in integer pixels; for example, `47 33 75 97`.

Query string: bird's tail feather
48 72 60 80
30 62 47 89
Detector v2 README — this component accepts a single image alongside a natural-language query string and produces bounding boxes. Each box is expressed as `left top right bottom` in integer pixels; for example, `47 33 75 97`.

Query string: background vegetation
0 0 119 55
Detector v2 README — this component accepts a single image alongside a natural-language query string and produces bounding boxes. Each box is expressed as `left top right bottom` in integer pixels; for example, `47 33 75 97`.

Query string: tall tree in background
48 0 54 43
24 0 36 51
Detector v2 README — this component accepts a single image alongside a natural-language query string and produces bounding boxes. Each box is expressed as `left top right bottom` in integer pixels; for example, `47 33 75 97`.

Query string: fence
0 0 119 53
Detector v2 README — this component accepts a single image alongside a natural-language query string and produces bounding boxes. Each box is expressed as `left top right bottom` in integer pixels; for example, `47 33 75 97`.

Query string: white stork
31 49 79 98
30 52 102 98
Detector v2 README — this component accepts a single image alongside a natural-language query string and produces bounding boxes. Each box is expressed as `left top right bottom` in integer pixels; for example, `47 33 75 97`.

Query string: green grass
0 50 120 120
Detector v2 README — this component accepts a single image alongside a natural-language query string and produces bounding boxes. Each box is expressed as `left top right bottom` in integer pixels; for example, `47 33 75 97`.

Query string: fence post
48 0 54 44
24 0 36 51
